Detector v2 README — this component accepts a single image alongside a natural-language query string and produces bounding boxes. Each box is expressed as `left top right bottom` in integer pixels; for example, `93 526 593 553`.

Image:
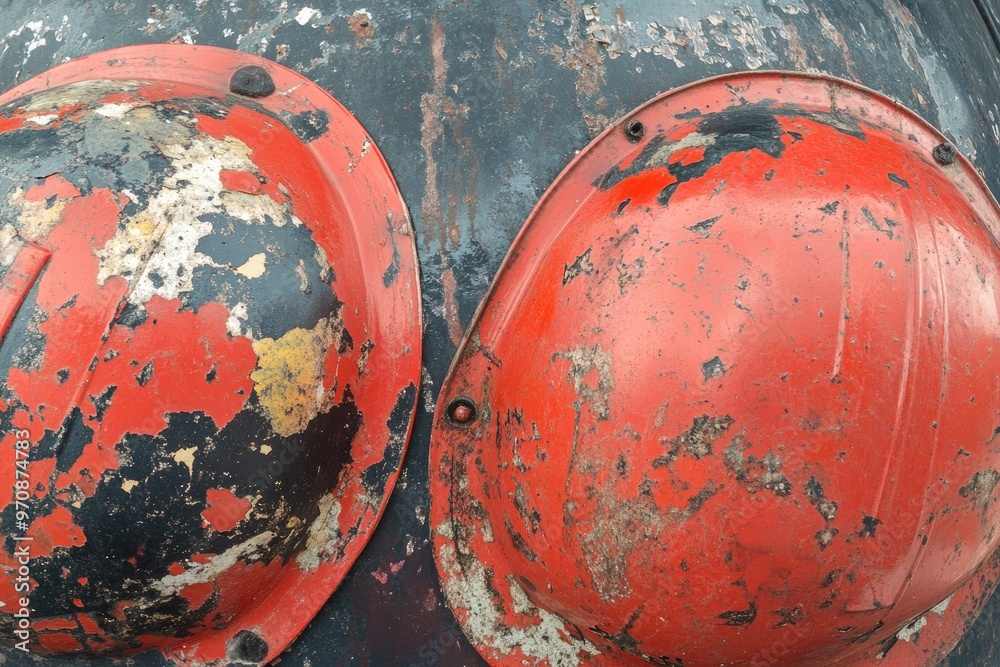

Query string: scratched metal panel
0 1 998 665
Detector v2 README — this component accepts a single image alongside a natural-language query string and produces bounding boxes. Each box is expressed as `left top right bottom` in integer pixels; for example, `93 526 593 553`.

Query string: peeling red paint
201 488 251 533
0 44 421 663
432 73 1000 667
27 505 87 557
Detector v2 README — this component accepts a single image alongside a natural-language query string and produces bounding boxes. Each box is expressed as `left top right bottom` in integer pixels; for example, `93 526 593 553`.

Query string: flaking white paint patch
95 103 136 118
171 446 198 475
0 224 17 256
896 614 927 642
94 108 298 306
295 494 344 572
227 302 249 338
295 7 321 25
235 252 267 279
437 542 599 666
26 114 57 126
603 5 780 70
930 594 952 615
153 531 275 595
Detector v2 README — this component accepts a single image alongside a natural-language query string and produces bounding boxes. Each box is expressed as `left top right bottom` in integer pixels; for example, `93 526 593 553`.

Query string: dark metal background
0 1 999 665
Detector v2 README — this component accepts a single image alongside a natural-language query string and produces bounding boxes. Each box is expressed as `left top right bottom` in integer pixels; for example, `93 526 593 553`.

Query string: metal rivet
447 397 477 425
230 66 275 98
625 119 644 143
227 630 269 664
933 142 957 166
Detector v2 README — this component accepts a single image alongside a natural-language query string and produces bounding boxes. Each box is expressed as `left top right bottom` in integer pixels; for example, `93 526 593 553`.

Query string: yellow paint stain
251 316 340 437
16 196 67 240
122 479 139 493
260 444 272 455
172 446 198 475
235 252 267 279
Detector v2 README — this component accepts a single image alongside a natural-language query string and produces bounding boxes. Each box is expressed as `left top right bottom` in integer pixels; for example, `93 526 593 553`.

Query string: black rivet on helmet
932 142 957 166
230 66 275 98
447 397 477 425
625 119 644 143
227 630 269 664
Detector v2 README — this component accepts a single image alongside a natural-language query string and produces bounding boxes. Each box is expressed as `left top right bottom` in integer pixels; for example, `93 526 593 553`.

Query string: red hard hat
431 72 1000 666
0 46 421 663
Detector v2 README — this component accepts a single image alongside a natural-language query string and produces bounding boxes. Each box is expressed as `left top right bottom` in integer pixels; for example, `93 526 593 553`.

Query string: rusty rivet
447 397 477 425
226 630 269 664
230 66 275 98
932 142 957 166
625 119 644 143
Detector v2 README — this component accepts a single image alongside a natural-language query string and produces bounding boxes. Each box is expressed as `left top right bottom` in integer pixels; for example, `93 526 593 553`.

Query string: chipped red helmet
0 45 421 663
431 72 1000 667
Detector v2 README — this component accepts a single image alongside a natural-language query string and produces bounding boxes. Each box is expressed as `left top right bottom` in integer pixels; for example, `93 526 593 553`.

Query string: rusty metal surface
0 1 998 665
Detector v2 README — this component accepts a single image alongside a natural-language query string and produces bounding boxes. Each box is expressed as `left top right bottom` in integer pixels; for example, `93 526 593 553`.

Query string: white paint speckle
95 103 135 118
295 7 321 25
26 114 57 126
437 543 599 666
154 531 275 595
235 252 267 279
295 494 344 572
896 615 927 643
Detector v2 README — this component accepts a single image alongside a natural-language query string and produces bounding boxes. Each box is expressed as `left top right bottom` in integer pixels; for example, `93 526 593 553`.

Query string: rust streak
420 15 447 251
442 267 463 348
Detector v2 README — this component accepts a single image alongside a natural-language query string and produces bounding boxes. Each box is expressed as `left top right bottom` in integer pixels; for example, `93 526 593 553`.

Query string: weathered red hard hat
0 46 421 663
431 72 1000 666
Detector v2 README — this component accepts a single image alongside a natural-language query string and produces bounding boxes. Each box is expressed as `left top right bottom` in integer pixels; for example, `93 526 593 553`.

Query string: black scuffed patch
136 360 154 387
719 601 757 626
687 215 721 238
859 514 882 537
613 198 632 216
382 220 403 287
820 201 840 215
804 476 839 520
723 442 791 497
877 633 899 659
701 356 726 381
773 606 803 628
846 620 885 645
0 104 175 200
359 382 417 502
674 108 702 120
114 302 148 329
594 103 866 206
8 299 48 374
22 390 360 645
49 407 95 473
862 207 894 239
89 385 118 422
590 625 686 666
183 96 232 120
504 517 538 562
686 480 723 513
959 469 1000 508
815 527 840 551
563 248 594 285
338 327 355 354
280 109 331 143
888 173 910 188
656 107 785 205
190 212 338 341
655 414 734 466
